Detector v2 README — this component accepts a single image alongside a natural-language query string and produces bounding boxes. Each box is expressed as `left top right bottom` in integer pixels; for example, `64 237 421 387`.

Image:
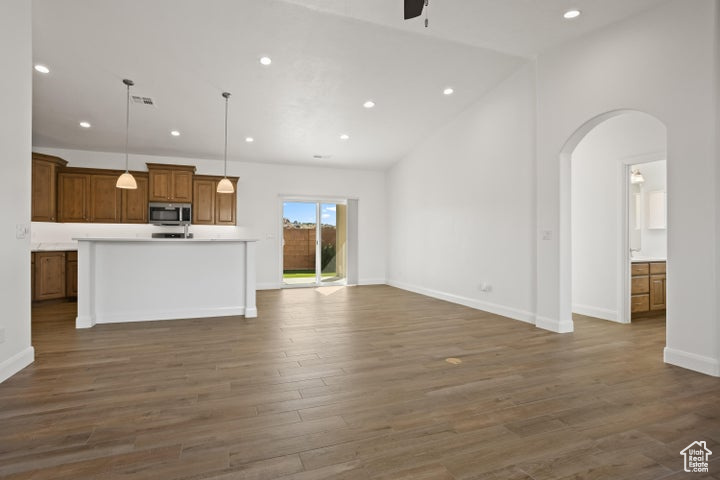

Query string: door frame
278 195 348 288
619 152 667 323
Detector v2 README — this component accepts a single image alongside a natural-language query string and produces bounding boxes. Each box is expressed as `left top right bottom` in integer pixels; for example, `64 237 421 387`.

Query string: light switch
541 230 553 241
16 224 29 239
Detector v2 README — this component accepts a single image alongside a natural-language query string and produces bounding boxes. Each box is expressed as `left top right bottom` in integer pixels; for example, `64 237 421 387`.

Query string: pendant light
217 92 235 194
116 79 138 189
630 169 645 184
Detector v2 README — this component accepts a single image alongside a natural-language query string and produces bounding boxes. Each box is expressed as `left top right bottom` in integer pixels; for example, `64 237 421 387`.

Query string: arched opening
559 110 668 333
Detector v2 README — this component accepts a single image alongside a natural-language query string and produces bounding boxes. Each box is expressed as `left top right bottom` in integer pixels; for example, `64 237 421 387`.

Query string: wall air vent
131 95 157 107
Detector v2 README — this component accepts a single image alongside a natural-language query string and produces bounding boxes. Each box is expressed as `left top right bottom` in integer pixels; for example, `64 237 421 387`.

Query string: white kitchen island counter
74 238 257 329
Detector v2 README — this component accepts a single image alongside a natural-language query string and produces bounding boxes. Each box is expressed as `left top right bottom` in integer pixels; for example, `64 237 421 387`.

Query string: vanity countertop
631 258 666 263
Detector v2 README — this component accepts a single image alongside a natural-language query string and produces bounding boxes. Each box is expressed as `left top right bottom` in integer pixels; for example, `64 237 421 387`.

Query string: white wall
536 0 720 375
571 113 665 321
386 64 536 323
0 0 34 382
31 147 387 288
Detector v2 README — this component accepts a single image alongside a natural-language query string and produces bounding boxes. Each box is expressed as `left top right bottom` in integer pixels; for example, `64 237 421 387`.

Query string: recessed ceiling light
563 9 581 19
79 121 91 128
170 130 180 137
34 64 50 74
443 87 454 95
245 137 254 143
259 56 272 66
340 134 350 140
363 100 375 109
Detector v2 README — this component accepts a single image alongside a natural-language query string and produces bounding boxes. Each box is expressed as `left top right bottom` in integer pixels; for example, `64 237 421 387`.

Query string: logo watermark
680 441 712 473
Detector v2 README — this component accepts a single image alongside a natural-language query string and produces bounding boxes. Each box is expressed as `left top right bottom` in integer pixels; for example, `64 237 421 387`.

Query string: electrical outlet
479 283 493 293
541 230 553 241
0 328 5 344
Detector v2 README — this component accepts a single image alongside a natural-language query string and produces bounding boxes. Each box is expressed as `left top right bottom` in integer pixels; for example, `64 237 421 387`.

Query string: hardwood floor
1 286 719 479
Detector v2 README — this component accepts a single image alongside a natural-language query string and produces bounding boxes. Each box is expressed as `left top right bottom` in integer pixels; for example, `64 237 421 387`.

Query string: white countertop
73 237 258 243
32 242 78 251
631 258 666 263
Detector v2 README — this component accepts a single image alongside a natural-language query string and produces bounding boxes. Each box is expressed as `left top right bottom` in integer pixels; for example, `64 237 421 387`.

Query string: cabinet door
57 173 89 222
122 175 149 223
34 252 66 300
32 160 57 221
149 169 171 201
650 275 666 311
89 175 122 223
172 171 193 202
215 183 236 225
66 260 78 297
193 179 216 225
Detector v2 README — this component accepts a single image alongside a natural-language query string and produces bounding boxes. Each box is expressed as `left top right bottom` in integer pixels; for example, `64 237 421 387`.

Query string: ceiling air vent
131 95 157 107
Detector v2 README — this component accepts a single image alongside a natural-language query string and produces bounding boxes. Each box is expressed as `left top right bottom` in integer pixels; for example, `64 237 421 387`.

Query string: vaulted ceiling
31 0 666 169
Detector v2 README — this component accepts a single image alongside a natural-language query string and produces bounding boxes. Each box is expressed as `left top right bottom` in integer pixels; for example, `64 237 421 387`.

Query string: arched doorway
558 110 668 331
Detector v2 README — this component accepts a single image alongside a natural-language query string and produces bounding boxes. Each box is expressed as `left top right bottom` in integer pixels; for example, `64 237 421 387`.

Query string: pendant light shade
217 177 234 193
116 171 137 189
630 169 645 184
217 91 235 194
117 79 138 190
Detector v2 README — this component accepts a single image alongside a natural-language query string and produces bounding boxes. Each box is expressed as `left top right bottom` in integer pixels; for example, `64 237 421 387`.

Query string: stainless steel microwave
149 202 192 225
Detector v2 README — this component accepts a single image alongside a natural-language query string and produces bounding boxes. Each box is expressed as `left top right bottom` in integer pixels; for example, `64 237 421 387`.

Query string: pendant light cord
125 83 130 172
224 95 228 178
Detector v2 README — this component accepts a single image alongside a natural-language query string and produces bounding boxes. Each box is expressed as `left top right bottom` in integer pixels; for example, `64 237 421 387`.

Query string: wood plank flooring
1 285 719 479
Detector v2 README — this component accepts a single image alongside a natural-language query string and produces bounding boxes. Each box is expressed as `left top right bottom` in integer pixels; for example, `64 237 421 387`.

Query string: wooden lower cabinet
66 251 78 298
34 252 66 301
33 251 77 302
631 261 666 316
649 274 666 310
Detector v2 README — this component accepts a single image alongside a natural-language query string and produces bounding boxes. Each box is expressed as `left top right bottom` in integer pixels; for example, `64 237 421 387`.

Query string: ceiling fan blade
404 0 425 19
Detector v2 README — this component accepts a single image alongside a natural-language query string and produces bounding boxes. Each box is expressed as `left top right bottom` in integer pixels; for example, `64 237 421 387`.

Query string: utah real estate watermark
680 441 712 473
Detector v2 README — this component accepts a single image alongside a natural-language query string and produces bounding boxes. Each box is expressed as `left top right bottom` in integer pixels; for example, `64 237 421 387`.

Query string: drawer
66 251 78 262
631 294 650 313
650 262 666 274
631 276 650 294
631 263 649 275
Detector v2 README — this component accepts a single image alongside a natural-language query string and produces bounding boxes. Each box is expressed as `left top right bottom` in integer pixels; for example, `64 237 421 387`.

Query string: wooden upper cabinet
32 153 68 222
173 171 193 202
192 175 237 225
215 179 237 225
121 174 149 223
57 172 90 223
148 169 171 202
193 177 216 225
89 174 122 223
147 164 196 202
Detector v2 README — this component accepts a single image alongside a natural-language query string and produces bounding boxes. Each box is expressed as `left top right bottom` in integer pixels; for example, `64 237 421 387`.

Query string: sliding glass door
282 201 347 287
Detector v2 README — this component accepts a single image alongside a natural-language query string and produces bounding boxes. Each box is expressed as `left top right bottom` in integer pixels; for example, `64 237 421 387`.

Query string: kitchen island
75 238 257 328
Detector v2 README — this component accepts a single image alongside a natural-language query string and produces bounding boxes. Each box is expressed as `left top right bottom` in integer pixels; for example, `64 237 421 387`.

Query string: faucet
183 223 189 239
630 248 640 258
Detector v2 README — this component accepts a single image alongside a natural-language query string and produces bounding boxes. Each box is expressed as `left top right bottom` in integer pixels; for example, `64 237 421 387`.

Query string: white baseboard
0 346 34 384
85 306 248 327
572 304 619 323
244 307 258 318
664 347 720 377
387 279 535 325
257 282 281 290
358 278 386 286
536 316 575 333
